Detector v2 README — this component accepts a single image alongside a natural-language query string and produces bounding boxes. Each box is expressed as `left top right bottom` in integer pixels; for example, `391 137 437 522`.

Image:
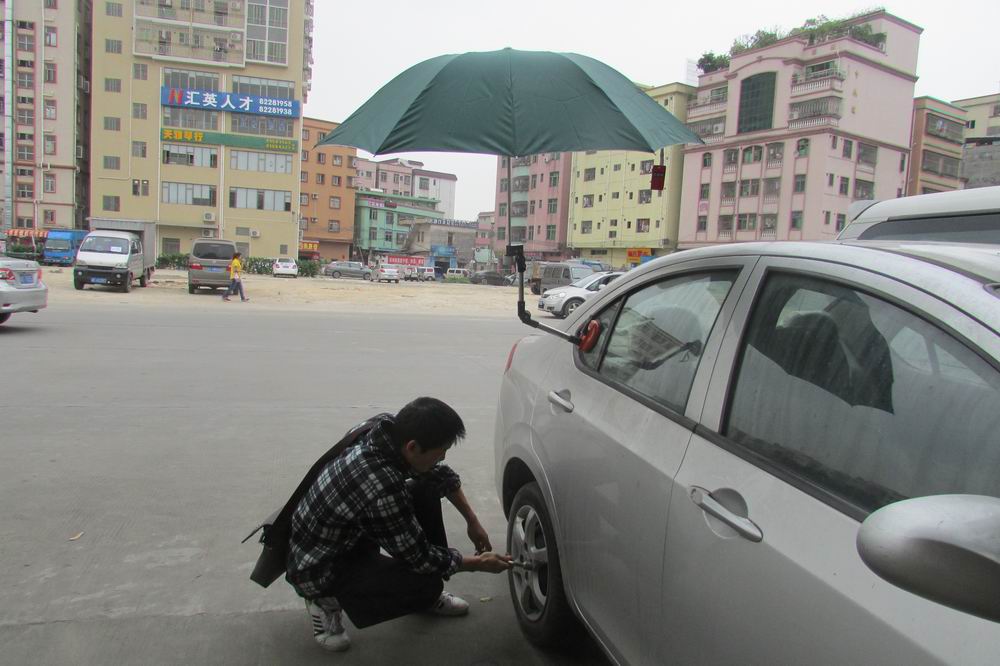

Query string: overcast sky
304 1 1000 220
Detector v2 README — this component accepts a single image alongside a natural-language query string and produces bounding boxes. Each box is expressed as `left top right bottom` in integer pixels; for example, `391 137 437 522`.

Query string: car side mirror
857 494 1000 623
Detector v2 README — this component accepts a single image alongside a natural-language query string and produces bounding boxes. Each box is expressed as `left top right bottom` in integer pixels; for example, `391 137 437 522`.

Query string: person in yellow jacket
223 252 249 302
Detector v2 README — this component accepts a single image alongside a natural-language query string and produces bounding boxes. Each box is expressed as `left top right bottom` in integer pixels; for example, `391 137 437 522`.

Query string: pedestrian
223 251 248 302
286 397 512 652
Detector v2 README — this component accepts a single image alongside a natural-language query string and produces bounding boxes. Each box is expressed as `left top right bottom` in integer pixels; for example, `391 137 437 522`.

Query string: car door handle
690 486 763 543
547 390 574 413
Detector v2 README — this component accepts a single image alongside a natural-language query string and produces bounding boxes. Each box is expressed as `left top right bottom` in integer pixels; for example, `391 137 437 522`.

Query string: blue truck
42 229 89 266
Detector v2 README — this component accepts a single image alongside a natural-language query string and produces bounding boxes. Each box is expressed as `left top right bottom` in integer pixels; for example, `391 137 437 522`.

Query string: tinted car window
856 212 1000 244
725 273 1000 515
192 242 235 260
595 271 736 413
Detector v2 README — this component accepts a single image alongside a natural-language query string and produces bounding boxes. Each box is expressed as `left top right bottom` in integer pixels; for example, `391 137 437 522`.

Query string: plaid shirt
285 415 463 598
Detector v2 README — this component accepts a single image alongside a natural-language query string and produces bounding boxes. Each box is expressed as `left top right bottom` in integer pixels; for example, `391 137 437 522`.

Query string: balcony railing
511 157 532 167
765 159 782 169
760 228 776 239
723 162 737 173
135 38 244 65
702 134 726 145
720 196 735 206
792 68 846 85
687 100 727 116
718 230 732 240
788 115 839 130
134 2 245 28
763 193 779 203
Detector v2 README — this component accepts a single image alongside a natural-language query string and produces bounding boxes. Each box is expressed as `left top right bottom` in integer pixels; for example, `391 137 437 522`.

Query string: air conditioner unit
203 212 216 222
201 229 216 238
83 80 90 93
76 145 84 159
712 123 724 134
249 230 261 238
310 193 318 199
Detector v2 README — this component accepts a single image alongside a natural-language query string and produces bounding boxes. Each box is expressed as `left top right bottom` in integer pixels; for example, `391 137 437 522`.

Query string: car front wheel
562 299 583 318
507 482 580 648
333 271 341 278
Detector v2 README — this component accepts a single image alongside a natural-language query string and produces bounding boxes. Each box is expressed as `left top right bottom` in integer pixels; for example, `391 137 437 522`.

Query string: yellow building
953 93 1000 140
907 97 966 195
567 82 693 268
90 0 314 259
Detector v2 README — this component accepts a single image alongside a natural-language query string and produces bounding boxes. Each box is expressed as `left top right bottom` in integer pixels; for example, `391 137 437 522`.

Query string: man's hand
467 519 492 554
462 552 513 573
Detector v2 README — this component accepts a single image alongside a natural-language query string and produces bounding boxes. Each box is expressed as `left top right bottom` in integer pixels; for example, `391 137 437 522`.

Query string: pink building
679 10 921 247
493 153 573 264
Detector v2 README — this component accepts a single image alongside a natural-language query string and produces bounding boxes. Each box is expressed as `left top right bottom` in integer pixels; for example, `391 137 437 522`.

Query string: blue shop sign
430 244 455 257
161 87 300 117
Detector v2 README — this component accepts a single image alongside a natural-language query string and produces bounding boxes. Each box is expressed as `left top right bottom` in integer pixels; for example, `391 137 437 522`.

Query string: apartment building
493 152 573 265
567 82 693 268
679 10 920 247
473 209 496 269
299 117 357 261
906 97 966 195
403 218 477 273
412 168 456 218
2 0 92 235
353 190 442 262
90 0 314 259
953 92 1000 189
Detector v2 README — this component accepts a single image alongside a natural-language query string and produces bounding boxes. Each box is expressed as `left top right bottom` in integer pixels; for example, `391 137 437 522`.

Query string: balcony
135 34 245 66
720 196 735 207
760 228 776 240
687 99 727 117
511 157 532 167
701 134 726 145
135 1 245 28
723 162 737 173
788 115 839 130
790 69 846 96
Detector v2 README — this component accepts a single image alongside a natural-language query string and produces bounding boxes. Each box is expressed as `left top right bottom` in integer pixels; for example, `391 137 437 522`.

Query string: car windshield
277 258 294 264
44 239 71 250
192 243 235 260
80 236 129 254
570 273 602 288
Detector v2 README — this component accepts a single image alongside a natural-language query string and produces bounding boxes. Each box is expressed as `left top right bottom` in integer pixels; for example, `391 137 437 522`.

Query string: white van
445 268 470 279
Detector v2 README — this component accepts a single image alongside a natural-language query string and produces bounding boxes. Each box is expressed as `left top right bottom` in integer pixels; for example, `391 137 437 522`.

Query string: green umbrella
316 48 700 156
317 48 701 341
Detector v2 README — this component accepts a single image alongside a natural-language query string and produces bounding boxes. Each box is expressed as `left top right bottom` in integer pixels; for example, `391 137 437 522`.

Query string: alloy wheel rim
510 504 549 621
566 300 579 314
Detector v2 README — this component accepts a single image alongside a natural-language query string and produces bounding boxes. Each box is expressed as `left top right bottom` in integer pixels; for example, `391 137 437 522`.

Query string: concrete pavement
0 302 606 665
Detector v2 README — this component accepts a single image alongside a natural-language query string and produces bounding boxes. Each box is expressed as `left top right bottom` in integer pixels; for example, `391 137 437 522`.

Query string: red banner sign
385 254 426 266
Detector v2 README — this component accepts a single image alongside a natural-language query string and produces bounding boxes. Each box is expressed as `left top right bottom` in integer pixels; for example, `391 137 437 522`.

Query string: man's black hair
392 397 465 452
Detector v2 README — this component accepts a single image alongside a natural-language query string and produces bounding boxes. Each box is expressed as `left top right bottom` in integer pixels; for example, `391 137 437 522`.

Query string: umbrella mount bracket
507 243 581 346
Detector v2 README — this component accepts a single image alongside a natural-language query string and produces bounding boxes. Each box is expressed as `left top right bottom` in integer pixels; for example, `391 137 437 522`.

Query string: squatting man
285 397 512 651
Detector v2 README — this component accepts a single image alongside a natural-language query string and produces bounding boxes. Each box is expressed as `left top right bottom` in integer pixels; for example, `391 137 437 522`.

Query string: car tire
562 299 583 318
0 313 11 325
122 274 132 293
507 482 581 648
139 270 149 288
74 279 85 291
188 284 196 294
333 271 341 278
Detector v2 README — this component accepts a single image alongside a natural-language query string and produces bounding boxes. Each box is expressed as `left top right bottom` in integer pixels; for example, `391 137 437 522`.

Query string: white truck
74 219 156 293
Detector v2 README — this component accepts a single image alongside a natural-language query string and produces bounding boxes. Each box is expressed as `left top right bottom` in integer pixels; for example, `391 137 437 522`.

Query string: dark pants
225 278 245 299
318 480 448 629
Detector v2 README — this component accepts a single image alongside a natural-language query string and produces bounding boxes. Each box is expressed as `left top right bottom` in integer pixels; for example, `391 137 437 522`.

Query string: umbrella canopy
316 48 701 156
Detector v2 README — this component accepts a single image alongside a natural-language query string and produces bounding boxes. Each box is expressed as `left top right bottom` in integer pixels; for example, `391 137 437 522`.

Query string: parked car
417 266 437 281
74 221 156 293
188 239 237 294
469 270 508 285
504 273 518 286
0 257 47 326
272 257 298 278
445 268 470 279
495 240 1000 665
375 266 400 283
538 271 622 318
324 260 372 280
403 265 437 281
538 261 598 294
839 185 1000 244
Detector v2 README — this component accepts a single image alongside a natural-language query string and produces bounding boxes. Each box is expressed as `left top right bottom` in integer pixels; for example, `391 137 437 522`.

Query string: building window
16 182 34 198
231 114 293 138
44 27 57 47
132 179 150 196
162 143 218 167
793 174 807 193
702 153 712 168
697 215 707 232
16 108 34 125
40 62 55 84
920 151 961 179
105 39 122 54
899 154 907 173
737 72 776 134
582 195 594 208
547 199 558 214
16 34 35 52
718 215 733 232
316 173 325 185
546 225 556 240
162 182 217 206
106 1 123 16
739 179 760 197
583 168 596 181
317 153 326 165
842 139 853 159
104 117 121 131
638 189 652 204
43 172 55 193
858 143 878 167
581 220 593 234
301 150 309 161
549 171 559 187
737 213 757 230
853 179 874 200
639 160 654 174
328 220 340 232
839 177 850 196
742 146 762 163
790 211 803 230
331 175 341 186
103 156 120 170
229 187 292 211
133 63 148 80
132 103 148 119
132 141 147 158
300 171 308 182
43 209 56 226
636 218 651 233
796 138 810 157
329 196 341 209
384 231 393 242
165 68 220 91
766 142 784 164
43 99 56 120
16 72 34 89
105 77 121 93
699 183 710 199
103 195 120 211
836 213 847 231
497 227 505 240
824 211 831 225
925 114 964 144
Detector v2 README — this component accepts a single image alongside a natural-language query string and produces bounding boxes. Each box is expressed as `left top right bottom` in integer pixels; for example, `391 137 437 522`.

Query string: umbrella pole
506 154 580 345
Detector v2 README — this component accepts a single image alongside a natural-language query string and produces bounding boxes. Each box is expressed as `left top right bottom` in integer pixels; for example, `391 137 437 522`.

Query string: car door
130 240 143 276
658 257 1000 664
531 256 755 664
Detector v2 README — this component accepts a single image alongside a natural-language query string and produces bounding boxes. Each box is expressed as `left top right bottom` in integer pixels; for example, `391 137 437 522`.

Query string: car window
724 272 1000 516
856 212 1000 244
192 242 235 260
587 271 736 413
570 266 593 280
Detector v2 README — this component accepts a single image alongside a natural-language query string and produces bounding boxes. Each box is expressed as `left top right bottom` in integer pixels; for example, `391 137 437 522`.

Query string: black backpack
243 416 383 587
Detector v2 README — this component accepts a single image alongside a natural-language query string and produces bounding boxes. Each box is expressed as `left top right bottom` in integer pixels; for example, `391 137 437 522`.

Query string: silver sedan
496 240 1000 664
537 271 622 318
0 257 48 326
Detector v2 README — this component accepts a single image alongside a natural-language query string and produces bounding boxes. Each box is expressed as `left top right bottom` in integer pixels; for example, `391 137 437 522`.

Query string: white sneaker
305 599 351 652
428 591 469 617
